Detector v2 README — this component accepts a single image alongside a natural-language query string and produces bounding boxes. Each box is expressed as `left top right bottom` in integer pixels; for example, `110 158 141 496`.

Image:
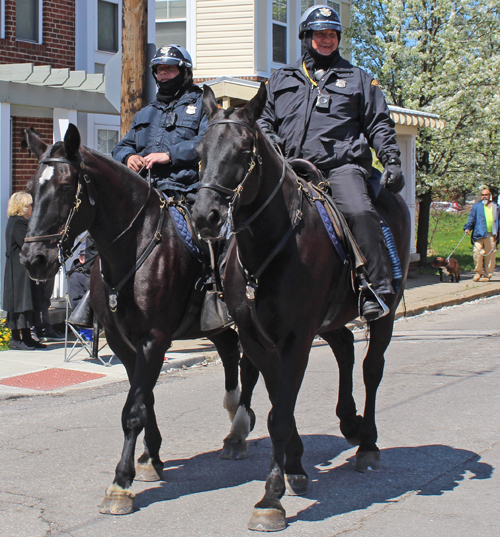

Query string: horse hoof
285 474 308 496
248 508 286 532
99 489 136 515
135 461 164 482
220 439 248 460
355 450 380 472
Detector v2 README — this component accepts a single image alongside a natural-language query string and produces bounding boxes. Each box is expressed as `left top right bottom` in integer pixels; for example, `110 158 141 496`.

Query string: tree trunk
416 190 432 267
120 0 148 137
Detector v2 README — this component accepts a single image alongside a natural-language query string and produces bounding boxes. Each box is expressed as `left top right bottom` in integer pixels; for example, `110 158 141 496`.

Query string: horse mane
49 141 64 156
223 107 236 118
84 146 150 194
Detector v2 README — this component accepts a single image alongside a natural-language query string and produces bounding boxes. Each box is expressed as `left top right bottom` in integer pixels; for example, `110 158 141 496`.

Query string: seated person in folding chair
67 237 97 340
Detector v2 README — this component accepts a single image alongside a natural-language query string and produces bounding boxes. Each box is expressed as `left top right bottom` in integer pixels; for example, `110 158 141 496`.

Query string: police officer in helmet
112 45 208 200
258 5 405 321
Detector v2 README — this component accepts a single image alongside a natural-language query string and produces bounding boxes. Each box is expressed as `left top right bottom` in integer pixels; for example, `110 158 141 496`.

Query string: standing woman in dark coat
2 192 44 350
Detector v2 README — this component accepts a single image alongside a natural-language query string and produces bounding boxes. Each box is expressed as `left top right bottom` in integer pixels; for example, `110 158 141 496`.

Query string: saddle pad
314 191 402 290
168 202 204 262
314 199 349 262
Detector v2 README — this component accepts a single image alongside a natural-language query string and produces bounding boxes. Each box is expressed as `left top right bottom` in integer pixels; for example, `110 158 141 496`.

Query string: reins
200 118 304 347
26 153 167 353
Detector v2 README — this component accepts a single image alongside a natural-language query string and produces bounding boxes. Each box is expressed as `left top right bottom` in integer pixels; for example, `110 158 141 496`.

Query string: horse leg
321 327 364 445
246 334 311 532
135 392 165 482
283 424 308 496
354 315 394 472
209 329 259 460
100 336 166 515
221 353 259 460
209 328 242 420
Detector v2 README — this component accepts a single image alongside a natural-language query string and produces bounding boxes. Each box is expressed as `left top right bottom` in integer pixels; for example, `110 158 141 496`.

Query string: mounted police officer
258 5 405 321
112 45 208 201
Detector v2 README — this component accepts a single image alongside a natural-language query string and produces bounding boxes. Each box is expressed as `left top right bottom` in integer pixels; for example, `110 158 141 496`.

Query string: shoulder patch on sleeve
371 79 380 87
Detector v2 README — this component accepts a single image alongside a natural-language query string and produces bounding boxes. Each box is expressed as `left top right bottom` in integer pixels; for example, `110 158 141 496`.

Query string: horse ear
202 85 219 120
64 123 81 161
23 127 48 160
242 82 267 125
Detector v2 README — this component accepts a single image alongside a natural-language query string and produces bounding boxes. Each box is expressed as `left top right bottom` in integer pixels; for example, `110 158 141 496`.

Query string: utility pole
120 0 148 137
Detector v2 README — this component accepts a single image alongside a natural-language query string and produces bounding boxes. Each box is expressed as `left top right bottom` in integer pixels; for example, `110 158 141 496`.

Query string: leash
446 233 467 260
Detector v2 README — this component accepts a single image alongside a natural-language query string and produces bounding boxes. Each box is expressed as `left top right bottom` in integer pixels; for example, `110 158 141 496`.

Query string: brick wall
11 117 54 192
0 0 75 69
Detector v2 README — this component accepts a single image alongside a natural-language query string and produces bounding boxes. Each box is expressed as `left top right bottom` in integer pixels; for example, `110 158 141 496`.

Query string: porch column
395 133 418 259
0 102 11 301
53 108 78 142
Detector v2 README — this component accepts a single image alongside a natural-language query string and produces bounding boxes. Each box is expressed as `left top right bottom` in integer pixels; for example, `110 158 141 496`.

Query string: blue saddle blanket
164 195 204 262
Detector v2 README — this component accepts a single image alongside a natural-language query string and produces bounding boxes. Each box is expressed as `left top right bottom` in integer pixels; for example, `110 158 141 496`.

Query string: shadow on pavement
133 434 492 525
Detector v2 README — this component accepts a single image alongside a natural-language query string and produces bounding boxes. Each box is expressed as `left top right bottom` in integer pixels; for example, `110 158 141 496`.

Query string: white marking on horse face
39 166 54 184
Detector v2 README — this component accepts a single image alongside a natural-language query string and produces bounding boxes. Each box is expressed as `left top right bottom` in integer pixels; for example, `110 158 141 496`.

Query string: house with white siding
0 0 438 302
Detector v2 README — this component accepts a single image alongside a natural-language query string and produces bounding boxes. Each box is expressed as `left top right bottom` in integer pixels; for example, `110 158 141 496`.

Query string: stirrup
358 283 390 322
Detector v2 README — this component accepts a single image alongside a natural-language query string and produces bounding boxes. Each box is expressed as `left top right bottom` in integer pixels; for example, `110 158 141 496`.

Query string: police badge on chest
316 92 330 110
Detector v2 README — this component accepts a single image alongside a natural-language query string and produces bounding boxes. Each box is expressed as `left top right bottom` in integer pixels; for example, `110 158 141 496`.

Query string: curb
161 350 218 372
395 287 500 320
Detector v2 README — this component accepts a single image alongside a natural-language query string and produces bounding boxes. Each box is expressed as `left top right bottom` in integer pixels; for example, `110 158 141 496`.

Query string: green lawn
423 210 474 272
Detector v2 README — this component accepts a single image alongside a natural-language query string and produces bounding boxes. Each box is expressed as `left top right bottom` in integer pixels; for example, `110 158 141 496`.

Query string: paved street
0 297 499 536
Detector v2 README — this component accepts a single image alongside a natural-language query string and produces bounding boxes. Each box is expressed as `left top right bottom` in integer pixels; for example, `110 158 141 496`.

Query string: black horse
20 124 259 515
192 84 411 531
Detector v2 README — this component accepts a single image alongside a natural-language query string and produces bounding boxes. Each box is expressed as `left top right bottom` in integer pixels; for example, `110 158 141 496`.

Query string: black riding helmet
150 44 193 82
298 5 342 40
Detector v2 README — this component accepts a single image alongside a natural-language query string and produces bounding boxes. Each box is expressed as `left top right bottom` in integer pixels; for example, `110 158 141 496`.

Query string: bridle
198 119 286 236
24 156 92 261
24 154 154 262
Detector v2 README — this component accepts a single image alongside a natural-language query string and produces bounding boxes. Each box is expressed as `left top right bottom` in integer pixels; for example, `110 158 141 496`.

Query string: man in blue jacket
258 5 405 321
112 45 208 201
464 189 499 282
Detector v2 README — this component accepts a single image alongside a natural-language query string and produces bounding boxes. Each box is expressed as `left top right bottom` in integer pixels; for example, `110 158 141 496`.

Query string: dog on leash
432 256 461 282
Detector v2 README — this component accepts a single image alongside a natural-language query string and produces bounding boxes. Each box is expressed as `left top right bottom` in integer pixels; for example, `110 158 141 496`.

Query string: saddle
288 159 402 325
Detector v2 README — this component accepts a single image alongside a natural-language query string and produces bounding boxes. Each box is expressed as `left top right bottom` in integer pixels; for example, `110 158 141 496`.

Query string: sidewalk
1 268 499 400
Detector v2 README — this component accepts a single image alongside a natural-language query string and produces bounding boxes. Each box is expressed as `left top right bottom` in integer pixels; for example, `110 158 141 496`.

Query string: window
97 128 119 155
301 1 340 15
98 0 118 53
156 0 186 48
16 0 40 43
326 1 340 13
272 0 287 64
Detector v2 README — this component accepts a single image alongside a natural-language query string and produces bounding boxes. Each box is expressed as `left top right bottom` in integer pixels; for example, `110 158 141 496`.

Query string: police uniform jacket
258 56 400 174
2 216 33 314
112 85 208 193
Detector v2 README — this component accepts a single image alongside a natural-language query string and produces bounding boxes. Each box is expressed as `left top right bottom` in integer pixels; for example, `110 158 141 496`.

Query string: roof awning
200 76 445 129
0 64 118 115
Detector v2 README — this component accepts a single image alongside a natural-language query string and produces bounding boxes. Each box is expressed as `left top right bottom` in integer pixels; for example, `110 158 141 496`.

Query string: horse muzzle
192 198 229 241
20 243 61 281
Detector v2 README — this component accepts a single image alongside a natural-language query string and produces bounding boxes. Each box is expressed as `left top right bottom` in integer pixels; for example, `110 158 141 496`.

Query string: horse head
20 123 91 281
192 82 267 240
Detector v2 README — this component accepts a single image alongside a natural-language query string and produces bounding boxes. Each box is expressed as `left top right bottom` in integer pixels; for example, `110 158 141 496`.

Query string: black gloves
381 155 405 194
266 132 284 152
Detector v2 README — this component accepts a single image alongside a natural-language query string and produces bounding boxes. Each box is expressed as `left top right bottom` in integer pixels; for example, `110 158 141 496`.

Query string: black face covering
155 67 194 104
303 31 341 72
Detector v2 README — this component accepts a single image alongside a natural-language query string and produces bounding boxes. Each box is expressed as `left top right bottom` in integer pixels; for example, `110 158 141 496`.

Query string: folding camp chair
64 291 113 366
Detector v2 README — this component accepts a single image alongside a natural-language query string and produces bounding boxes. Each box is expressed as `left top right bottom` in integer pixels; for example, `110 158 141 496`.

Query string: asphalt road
1 297 499 536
